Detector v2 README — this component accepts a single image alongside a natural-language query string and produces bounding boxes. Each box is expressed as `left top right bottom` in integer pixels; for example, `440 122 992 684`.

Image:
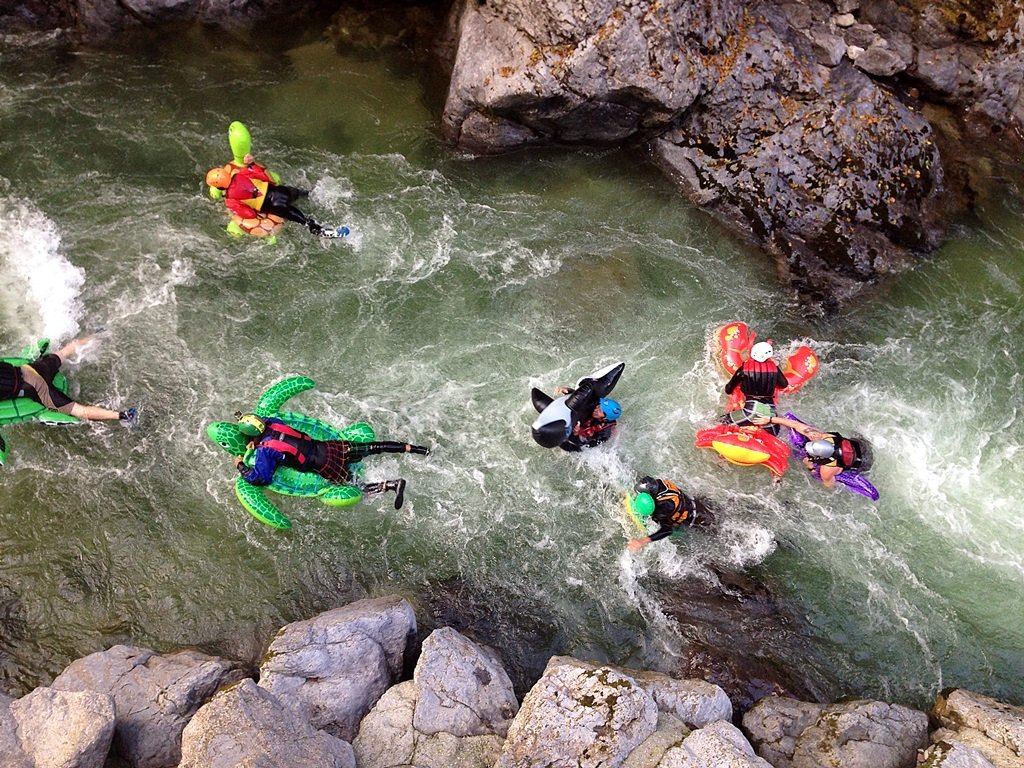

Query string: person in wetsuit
0 336 139 428
233 414 430 509
206 162 331 237
756 414 873 488
722 340 790 433
552 383 620 452
626 476 714 552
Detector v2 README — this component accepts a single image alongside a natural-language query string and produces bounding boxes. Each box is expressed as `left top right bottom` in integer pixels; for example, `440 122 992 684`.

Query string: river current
0 28 1022 707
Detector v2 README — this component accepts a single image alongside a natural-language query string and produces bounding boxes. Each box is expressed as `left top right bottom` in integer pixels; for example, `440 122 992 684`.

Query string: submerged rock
658 568 834 714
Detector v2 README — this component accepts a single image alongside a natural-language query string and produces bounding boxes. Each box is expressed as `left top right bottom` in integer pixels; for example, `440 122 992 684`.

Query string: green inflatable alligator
0 339 80 465
206 376 375 530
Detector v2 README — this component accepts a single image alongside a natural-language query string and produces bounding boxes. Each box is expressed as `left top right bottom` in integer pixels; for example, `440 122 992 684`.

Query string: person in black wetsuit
233 414 430 509
0 336 139 428
754 414 873 488
626 476 715 552
552 384 620 452
722 340 789 433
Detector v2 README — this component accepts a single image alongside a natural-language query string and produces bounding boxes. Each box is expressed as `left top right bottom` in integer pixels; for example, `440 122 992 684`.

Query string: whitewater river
0 27 1022 707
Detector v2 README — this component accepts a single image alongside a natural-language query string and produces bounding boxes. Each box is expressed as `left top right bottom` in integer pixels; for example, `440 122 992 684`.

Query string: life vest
739 359 784 402
656 479 695 526
816 434 861 470
0 362 21 400
576 419 612 441
259 422 313 467
228 172 269 211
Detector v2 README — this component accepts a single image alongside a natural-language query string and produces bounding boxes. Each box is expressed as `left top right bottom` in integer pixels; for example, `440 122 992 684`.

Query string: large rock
661 719 773 767
742 695 826 768
860 0 1024 132
259 596 417 741
51 644 246 768
353 682 505 768
178 679 355 768
497 657 658 768
413 627 519 737
931 688 1024 767
621 712 690 767
353 627 517 768
443 0 946 305
0 694 32 768
442 0 710 153
791 700 928 767
918 739 997 768
744 695 928 768
9 687 116 768
554 656 732 728
654 4 943 306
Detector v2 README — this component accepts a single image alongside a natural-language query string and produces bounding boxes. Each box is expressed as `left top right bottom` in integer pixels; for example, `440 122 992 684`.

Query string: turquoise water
0 27 1023 707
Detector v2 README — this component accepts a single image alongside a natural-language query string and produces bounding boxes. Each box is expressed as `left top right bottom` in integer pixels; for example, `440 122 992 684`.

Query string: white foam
0 193 84 344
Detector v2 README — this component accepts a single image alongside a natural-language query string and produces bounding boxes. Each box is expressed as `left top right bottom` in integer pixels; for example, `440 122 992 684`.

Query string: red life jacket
577 419 611 440
259 422 312 466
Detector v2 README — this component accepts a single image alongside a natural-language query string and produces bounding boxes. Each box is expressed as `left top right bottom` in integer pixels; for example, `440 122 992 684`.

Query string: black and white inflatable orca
530 362 625 449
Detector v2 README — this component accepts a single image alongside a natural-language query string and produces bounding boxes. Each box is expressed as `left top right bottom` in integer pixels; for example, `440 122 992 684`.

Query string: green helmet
632 492 655 519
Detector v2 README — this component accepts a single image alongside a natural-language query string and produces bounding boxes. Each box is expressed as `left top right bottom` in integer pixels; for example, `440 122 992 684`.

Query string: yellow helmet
206 167 232 189
236 413 266 437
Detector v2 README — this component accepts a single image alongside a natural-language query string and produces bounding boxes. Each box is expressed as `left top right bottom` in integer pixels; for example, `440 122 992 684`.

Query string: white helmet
750 341 774 362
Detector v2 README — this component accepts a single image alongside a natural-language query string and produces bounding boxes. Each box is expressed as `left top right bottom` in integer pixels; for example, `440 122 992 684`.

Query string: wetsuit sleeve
649 524 675 543
724 369 743 395
237 446 282 486
225 198 258 220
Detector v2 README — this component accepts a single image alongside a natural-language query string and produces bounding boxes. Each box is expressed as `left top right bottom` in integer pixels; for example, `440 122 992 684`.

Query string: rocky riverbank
2 595 1021 768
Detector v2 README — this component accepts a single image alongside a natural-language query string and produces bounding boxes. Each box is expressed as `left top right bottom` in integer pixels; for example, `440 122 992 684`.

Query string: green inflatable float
206 376 375 530
0 339 80 465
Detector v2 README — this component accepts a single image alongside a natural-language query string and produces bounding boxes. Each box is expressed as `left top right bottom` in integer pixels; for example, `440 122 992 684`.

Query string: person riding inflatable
626 476 715 552
723 339 789 433
232 411 429 510
805 434 872 473
206 164 332 238
531 362 624 452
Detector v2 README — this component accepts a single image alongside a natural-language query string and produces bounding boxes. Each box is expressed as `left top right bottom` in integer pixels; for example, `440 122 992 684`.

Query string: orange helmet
206 167 232 189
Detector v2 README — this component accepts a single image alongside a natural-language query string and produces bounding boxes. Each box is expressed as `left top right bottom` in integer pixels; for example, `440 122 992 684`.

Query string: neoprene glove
409 445 430 455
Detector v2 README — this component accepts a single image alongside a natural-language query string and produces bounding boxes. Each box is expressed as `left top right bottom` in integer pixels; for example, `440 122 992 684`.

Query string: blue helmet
599 398 621 421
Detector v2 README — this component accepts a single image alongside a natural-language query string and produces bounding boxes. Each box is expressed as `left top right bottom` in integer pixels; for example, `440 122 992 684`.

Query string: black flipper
531 388 554 413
